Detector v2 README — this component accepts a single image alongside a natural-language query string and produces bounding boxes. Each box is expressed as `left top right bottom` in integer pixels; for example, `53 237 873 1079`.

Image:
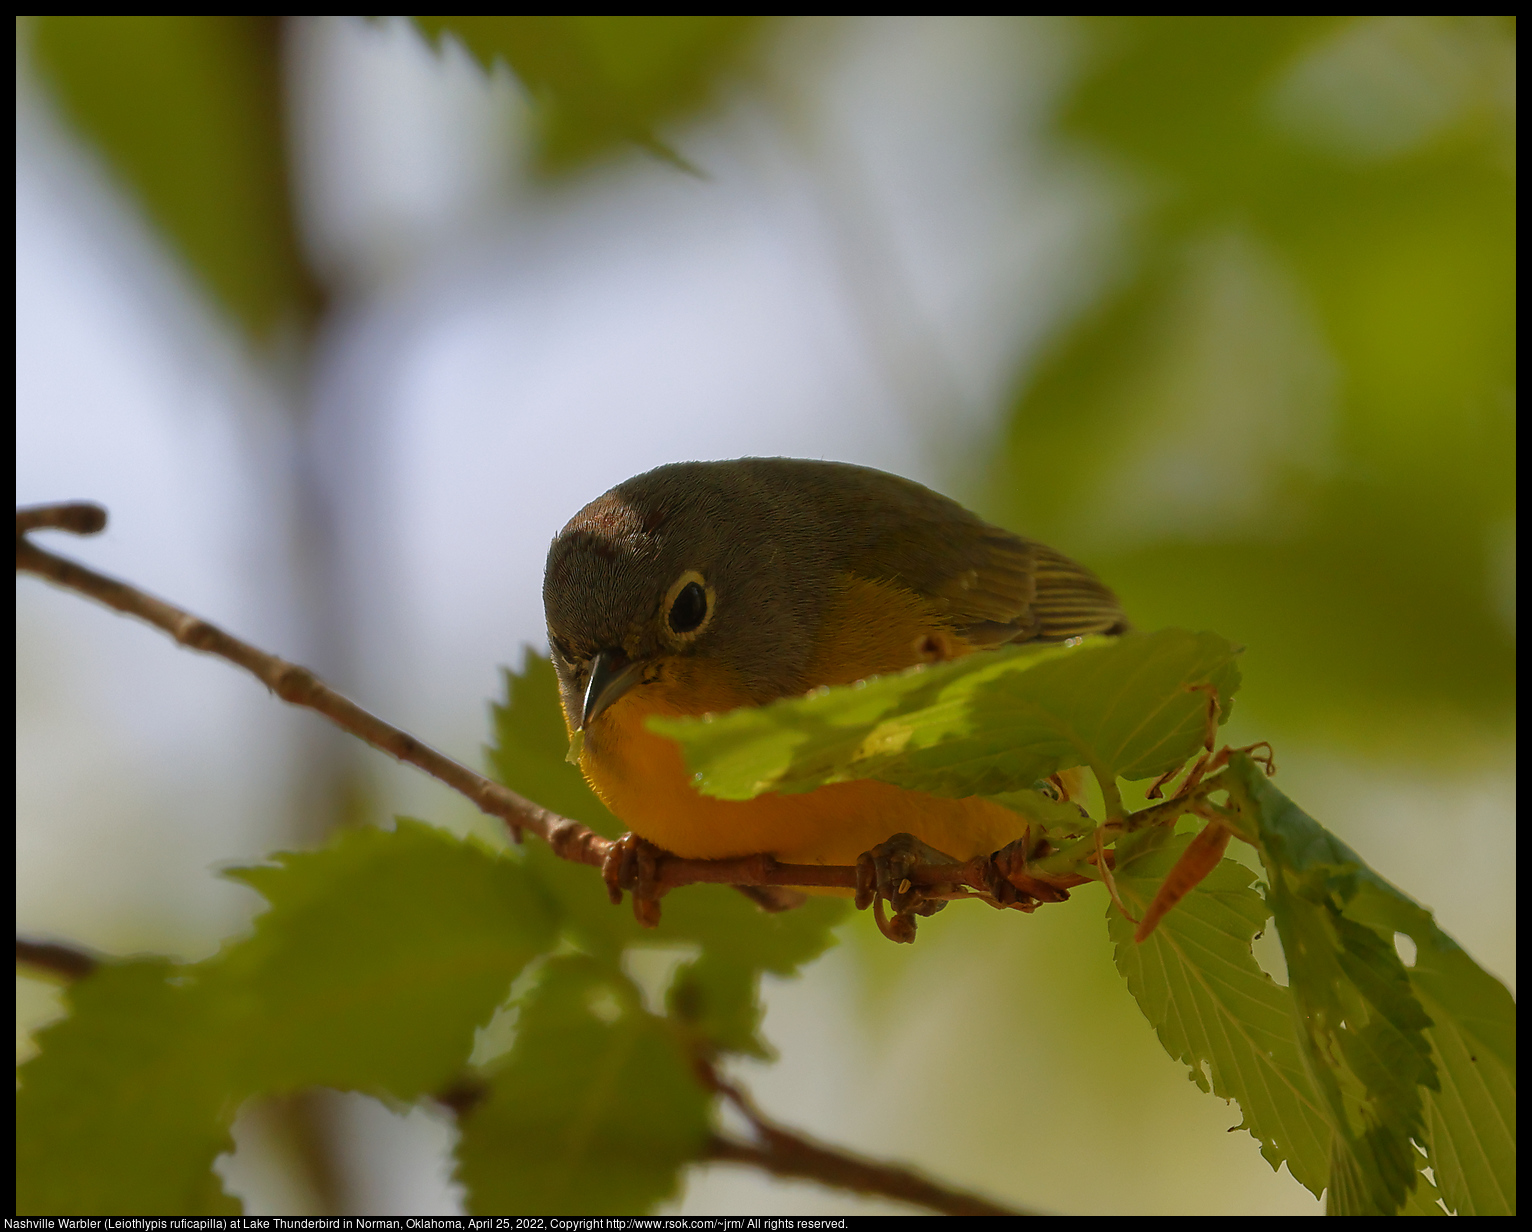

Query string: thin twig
17 504 598 858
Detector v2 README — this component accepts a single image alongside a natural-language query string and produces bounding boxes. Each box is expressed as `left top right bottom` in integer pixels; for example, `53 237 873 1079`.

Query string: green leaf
652 629 1240 802
216 819 559 1100
454 954 711 1214
1229 754 1458 1214
16 960 241 1215
981 788 1103 839
1399 1155 1448 1216
520 838 848 1059
1332 852 1516 1214
519 836 847 1059
410 16 763 170
489 646 623 838
28 16 320 340
1108 830 1331 1199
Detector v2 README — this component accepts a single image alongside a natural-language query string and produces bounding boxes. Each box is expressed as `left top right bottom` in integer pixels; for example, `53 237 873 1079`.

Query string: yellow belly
581 694 1028 864
575 573 1030 865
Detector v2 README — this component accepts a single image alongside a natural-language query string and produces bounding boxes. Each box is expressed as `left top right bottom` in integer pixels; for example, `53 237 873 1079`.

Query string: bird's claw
854 832 960 943
981 837 1074 910
602 832 665 927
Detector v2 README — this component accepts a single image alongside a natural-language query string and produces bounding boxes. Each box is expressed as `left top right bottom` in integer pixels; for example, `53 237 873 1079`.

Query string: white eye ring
662 570 714 643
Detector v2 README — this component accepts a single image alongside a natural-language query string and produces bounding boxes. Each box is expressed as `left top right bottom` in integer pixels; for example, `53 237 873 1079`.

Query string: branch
15 503 1196 920
696 1059 1028 1216
702 1137 1023 1217
17 937 100 981
17 503 603 861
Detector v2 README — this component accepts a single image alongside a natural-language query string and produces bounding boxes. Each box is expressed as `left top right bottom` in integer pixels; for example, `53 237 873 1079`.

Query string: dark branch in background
17 938 100 981
695 1058 1028 1217
17 501 1041 1217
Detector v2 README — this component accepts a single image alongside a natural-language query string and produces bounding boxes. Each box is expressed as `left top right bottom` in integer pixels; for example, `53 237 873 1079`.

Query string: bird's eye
668 581 708 634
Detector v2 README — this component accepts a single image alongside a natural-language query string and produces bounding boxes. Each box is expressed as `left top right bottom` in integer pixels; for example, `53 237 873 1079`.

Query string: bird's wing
741 458 1128 646
856 516 1127 646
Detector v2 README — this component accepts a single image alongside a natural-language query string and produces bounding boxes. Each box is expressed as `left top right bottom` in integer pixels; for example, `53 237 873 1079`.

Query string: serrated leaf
1326 844 1516 1215
1229 754 1455 1215
216 819 558 1100
1419 1008 1515 1215
1399 1155 1448 1216
489 646 623 837
29 16 318 340
455 954 710 1214
410 16 762 170
16 961 241 1215
1108 830 1331 1199
652 629 1239 802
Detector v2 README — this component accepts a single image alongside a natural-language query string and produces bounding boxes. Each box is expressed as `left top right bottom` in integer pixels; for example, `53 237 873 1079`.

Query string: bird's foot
601 832 666 927
980 837 1074 910
854 832 962 943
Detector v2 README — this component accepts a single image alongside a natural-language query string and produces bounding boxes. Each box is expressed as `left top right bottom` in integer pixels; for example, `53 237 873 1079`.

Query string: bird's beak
581 647 646 730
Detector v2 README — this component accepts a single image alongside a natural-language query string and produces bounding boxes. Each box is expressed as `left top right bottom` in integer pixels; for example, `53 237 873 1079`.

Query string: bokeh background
16 16 1514 1216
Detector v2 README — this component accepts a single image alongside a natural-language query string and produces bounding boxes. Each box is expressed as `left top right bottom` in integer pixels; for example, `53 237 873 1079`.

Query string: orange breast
576 573 1032 865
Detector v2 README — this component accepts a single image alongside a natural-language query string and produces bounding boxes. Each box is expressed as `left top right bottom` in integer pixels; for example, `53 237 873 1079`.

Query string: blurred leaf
29 16 321 340
1109 830 1330 1199
16 961 240 1216
652 629 1239 802
218 819 558 1099
992 16 1515 752
410 16 763 169
516 838 846 1061
454 954 711 1214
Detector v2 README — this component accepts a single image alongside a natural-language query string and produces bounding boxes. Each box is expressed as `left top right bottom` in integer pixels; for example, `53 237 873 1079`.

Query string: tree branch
16 937 100 981
23 502 1177 921
701 1136 1023 1216
696 1058 1028 1216
17 503 602 859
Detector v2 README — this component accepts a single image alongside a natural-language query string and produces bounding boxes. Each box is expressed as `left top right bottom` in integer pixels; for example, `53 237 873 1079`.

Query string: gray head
542 460 846 730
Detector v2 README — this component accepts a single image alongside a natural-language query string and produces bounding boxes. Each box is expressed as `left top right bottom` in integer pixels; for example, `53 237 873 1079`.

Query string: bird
542 457 1127 874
